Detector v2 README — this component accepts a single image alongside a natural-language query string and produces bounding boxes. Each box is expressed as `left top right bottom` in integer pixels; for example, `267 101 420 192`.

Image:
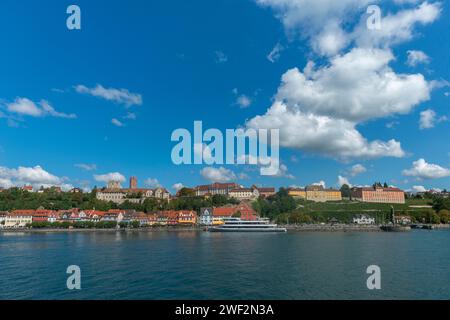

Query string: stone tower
130 176 137 189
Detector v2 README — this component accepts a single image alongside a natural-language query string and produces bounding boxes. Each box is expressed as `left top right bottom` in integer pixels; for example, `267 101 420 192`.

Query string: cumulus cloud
274 48 430 122
407 50 430 67
256 1 440 56
172 183 184 191
272 163 295 179
354 2 441 49
0 165 72 190
411 185 427 193
75 163 97 171
349 164 367 177
255 0 372 43
6 98 76 119
200 166 237 183
419 109 436 129
402 159 450 179
419 109 447 129
337 175 352 187
94 172 126 183
244 45 437 160
312 180 326 188
245 1 441 162
75 84 143 107
247 102 405 160
145 178 162 188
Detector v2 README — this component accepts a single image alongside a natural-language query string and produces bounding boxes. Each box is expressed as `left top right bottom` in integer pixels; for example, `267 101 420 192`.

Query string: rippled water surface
0 230 449 299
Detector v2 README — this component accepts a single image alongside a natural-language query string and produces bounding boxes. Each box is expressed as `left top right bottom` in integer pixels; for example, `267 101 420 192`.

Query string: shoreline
1 224 449 234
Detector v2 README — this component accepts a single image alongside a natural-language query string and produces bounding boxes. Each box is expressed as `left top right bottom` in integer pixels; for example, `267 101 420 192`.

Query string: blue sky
0 0 449 193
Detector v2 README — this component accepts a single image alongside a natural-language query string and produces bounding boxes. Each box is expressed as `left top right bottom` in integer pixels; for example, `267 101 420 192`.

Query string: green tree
340 184 351 199
438 209 450 224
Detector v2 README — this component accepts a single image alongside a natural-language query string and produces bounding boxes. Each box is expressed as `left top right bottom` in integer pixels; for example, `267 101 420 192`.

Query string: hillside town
0 176 449 230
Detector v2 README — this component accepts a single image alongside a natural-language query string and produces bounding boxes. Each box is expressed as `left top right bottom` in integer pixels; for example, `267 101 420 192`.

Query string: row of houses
0 209 196 229
0 203 259 229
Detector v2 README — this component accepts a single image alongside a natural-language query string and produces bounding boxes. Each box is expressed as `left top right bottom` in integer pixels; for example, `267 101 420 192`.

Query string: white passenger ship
208 218 287 233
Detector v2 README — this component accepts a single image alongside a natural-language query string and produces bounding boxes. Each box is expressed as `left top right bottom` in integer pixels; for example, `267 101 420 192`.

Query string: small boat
208 218 287 233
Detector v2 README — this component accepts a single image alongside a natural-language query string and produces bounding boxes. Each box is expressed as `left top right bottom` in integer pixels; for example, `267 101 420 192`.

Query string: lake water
0 230 449 300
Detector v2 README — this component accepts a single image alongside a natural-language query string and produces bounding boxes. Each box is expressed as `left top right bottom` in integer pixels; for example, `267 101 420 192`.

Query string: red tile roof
213 207 235 217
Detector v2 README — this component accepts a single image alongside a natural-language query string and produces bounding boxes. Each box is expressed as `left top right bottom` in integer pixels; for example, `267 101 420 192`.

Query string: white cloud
247 101 405 160
402 159 450 179
111 118 124 127
419 109 447 130
273 163 295 179
312 20 349 56
7 98 43 116
411 185 427 193
275 48 430 122
236 95 252 108
255 0 373 40
245 45 436 160
75 84 143 107
386 121 399 129
0 165 71 190
267 43 284 62
6 98 76 119
406 50 430 67
337 175 352 187
312 180 326 188
354 2 441 49
214 51 228 63
419 109 436 129
94 172 126 183
145 178 162 188
256 1 441 56
394 0 421 4
40 100 77 119
75 164 97 171
200 166 237 183
124 112 136 120
172 183 184 191
349 164 367 177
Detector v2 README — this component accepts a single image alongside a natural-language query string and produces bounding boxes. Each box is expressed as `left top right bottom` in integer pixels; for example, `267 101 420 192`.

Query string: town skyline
0 1 449 195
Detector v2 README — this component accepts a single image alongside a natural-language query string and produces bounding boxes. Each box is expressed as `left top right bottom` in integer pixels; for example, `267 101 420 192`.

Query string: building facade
229 188 259 201
194 183 241 197
5 211 33 228
305 185 342 202
351 187 405 204
96 177 170 204
288 188 307 199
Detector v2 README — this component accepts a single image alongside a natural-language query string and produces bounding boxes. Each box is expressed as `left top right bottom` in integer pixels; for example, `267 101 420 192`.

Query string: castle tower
130 176 137 189
107 181 121 189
